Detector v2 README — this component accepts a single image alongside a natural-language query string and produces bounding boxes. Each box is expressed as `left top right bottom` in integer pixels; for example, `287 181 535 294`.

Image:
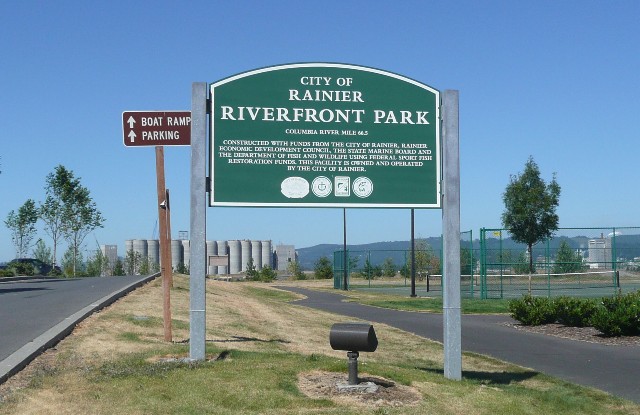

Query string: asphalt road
0 275 156 379
281 286 640 403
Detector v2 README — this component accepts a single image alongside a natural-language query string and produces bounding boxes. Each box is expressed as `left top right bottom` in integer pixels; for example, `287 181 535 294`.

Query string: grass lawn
0 276 638 414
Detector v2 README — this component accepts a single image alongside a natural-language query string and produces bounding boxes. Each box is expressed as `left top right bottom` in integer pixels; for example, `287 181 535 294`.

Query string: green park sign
209 63 440 208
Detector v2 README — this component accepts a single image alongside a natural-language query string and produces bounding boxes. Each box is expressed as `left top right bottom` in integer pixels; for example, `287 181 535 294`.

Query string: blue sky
1 1 638 262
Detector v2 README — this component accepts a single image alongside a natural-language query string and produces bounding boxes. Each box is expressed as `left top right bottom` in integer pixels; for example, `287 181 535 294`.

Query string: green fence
333 230 479 297
479 227 640 299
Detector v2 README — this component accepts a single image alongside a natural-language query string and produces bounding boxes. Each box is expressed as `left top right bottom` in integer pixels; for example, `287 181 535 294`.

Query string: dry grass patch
0 275 638 415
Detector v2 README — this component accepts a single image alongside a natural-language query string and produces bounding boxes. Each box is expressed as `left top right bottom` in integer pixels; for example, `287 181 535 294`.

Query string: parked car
5 258 61 276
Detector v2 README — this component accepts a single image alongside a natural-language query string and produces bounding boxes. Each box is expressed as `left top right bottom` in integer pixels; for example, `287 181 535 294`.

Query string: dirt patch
297 370 422 408
505 323 640 346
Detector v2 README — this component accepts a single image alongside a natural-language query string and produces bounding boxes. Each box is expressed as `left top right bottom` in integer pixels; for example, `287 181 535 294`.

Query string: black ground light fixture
329 322 378 385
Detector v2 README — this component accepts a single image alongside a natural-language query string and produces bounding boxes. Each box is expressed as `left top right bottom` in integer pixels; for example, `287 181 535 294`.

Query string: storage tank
216 240 228 274
251 240 262 270
132 239 148 260
147 240 160 267
171 240 183 271
228 240 241 274
241 240 251 272
125 240 133 256
182 240 190 269
261 240 272 269
206 240 217 275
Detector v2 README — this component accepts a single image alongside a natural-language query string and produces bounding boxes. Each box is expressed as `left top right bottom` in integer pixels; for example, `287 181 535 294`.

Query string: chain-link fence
479 227 640 299
333 230 479 297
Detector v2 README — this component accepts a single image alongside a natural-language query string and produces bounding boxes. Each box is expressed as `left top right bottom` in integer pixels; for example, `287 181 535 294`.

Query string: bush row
508 292 640 337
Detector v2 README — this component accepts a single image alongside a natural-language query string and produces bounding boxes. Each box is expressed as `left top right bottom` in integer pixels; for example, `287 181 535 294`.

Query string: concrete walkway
281 286 640 403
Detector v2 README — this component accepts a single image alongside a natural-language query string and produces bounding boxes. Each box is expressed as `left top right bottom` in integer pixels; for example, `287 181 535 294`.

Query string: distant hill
296 234 640 270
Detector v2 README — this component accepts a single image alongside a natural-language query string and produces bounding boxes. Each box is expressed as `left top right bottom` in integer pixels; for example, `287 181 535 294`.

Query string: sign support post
155 146 173 342
190 82 208 361
442 90 461 380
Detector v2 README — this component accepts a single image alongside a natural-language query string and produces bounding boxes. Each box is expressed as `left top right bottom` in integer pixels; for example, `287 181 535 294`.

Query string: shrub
10 262 34 276
591 291 640 337
0 268 15 278
554 296 598 327
508 295 556 326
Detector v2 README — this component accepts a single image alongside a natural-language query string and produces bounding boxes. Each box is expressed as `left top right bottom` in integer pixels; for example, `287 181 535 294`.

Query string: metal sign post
189 83 208 361
442 90 461 380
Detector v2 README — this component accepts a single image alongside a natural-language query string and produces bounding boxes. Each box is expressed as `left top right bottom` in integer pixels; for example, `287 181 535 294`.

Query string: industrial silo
147 240 160 267
216 240 228 274
171 240 183 271
241 240 251 272
206 240 217 275
228 240 241 274
132 239 148 260
251 240 262 270
261 240 272 269
125 239 133 256
182 240 190 269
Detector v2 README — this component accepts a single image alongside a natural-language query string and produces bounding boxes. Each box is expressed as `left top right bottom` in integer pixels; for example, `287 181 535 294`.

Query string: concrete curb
0 273 160 384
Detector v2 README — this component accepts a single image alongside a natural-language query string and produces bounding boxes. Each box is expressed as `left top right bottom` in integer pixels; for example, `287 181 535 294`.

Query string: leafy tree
61 174 105 277
513 251 532 275
61 246 84 277
112 258 126 276
362 258 382 280
139 256 150 275
502 157 560 273
32 239 53 265
553 241 585 274
124 249 142 275
288 260 305 280
86 249 109 277
407 239 441 279
40 165 80 268
5 199 39 258
313 256 333 279
258 265 277 282
245 257 259 280
382 257 397 278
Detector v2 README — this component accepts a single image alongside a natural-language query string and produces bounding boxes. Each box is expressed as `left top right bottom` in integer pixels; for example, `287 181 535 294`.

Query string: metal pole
347 351 359 385
411 209 416 297
343 208 348 291
442 90 461 380
190 82 207 361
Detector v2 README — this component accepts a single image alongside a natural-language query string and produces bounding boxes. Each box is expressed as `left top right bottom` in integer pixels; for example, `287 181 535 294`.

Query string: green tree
288 260 306 280
112 258 126 276
245 257 259 280
502 157 560 273
40 166 75 268
61 246 84 277
258 265 277 282
32 239 53 265
553 241 585 274
382 257 397 278
86 249 109 277
61 172 105 277
407 239 441 279
124 249 142 275
313 256 333 279
5 199 39 258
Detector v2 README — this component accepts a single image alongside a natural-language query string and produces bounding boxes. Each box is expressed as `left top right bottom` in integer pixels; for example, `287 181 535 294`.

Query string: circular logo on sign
353 177 373 198
280 177 309 199
312 176 332 197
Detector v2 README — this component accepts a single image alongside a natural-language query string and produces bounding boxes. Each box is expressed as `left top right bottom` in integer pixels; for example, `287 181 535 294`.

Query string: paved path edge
0 273 160 384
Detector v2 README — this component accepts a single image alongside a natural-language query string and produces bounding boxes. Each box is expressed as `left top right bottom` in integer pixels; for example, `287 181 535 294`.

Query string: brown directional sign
122 111 191 147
